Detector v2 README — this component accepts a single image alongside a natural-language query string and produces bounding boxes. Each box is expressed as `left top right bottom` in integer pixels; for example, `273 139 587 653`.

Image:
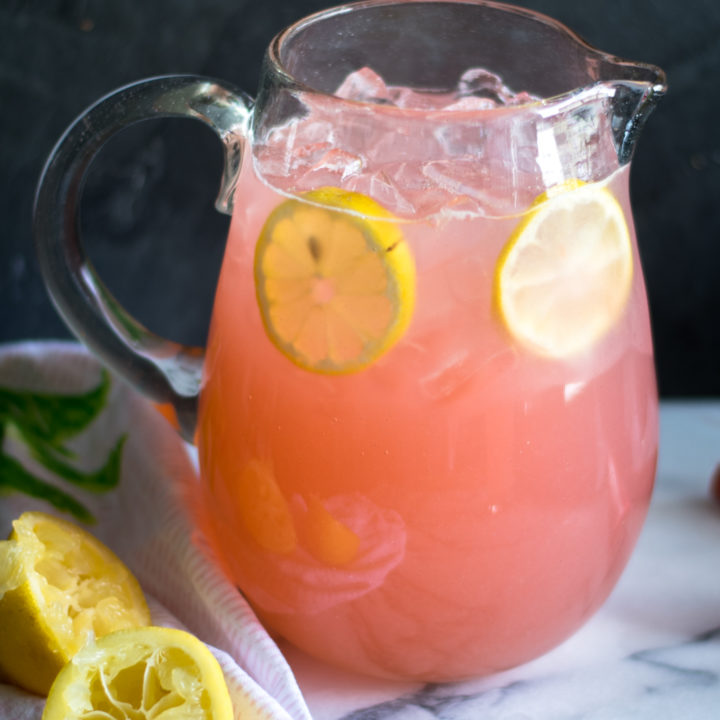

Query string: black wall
2 0 718 396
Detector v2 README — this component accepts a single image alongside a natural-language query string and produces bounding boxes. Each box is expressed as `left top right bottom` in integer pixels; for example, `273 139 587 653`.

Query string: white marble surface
283 402 720 720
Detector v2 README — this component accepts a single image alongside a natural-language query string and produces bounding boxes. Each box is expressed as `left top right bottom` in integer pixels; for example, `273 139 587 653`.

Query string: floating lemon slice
254 187 415 373
42 627 234 720
495 180 633 358
0 511 150 696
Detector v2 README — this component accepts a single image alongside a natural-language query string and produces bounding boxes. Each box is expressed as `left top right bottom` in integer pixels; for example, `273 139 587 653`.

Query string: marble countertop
283 401 720 719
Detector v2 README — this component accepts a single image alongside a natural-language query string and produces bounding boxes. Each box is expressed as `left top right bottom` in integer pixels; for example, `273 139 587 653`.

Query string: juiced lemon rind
42 627 234 720
0 512 150 696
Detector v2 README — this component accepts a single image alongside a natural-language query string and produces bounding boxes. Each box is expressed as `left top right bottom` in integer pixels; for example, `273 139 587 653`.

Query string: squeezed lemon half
495 180 633 358
42 627 234 720
254 187 416 373
0 511 150 696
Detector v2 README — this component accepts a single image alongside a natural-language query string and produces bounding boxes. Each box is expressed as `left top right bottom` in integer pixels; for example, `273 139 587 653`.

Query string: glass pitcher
34 0 666 681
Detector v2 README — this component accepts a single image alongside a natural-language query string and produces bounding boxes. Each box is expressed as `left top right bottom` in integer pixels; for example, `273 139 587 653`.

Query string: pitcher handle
33 75 253 441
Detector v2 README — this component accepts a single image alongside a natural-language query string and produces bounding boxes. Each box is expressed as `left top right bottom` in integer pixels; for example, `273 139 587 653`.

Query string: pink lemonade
196 72 658 680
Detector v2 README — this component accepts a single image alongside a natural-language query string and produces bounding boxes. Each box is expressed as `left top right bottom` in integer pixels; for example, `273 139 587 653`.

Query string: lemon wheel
42 626 234 720
254 187 415 374
495 180 633 358
0 512 150 695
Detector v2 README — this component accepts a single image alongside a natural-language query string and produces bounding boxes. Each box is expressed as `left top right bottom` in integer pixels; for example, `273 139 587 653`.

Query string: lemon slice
495 180 633 358
42 627 234 720
254 187 415 373
301 495 360 567
0 511 150 696
234 459 297 555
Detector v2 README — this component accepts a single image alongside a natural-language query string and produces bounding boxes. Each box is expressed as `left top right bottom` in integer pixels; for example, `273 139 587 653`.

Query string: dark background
1 0 718 396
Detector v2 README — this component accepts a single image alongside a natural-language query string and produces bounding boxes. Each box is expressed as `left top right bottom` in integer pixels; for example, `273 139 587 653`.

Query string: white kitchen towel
0 341 313 720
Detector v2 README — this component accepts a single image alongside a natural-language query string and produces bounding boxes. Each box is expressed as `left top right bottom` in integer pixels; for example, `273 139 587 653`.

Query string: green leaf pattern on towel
0 371 124 523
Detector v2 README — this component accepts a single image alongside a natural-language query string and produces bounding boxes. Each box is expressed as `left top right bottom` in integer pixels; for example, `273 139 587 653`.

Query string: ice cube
443 96 499 112
422 160 485 198
419 350 478 401
383 162 453 218
423 160 521 217
388 86 452 110
455 68 538 107
335 67 393 104
294 148 365 189
255 113 336 181
507 91 539 107
456 68 507 103
420 346 518 402
256 67 545 220
350 169 417 217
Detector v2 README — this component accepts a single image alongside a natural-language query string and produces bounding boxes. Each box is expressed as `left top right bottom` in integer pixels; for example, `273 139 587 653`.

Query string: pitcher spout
608 78 666 164
594 57 667 164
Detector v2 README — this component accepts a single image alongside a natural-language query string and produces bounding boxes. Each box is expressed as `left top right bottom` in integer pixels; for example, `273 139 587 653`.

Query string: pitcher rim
267 0 667 116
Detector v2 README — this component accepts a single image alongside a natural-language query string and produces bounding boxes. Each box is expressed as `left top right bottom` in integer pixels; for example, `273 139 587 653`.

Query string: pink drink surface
196 72 658 680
